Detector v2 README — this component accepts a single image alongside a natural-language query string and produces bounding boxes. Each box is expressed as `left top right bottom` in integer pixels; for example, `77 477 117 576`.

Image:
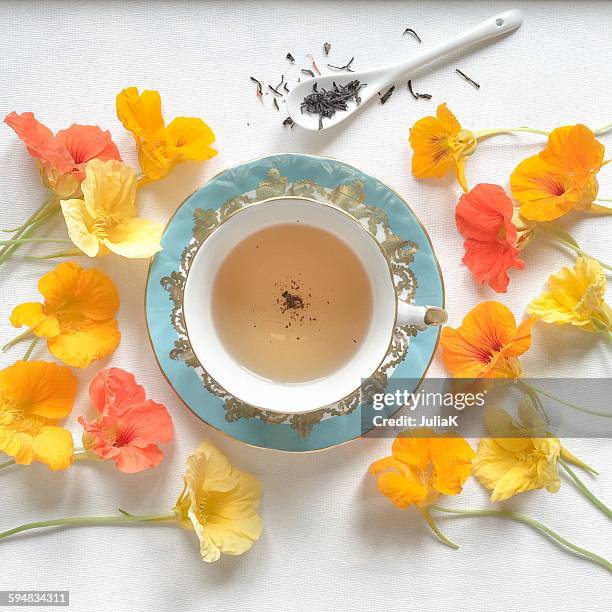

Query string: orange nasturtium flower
510 124 607 221
9 262 120 368
116 86 217 183
455 184 527 293
440 301 535 379
369 429 474 547
4 112 121 197
409 103 476 192
0 360 77 469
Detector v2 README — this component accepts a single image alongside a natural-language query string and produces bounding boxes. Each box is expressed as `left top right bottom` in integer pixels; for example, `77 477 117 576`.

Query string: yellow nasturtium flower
174 442 263 562
116 86 217 182
409 103 476 192
473 399 588 502
0 360 76 469
527 257 612 335
60 159 163 259
10 261 120 368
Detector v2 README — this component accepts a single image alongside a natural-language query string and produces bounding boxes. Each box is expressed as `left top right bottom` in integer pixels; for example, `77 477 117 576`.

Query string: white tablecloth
1 1 610 610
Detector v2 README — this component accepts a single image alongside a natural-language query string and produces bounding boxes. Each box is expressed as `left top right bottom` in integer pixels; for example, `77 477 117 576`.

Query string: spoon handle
384 10 523 82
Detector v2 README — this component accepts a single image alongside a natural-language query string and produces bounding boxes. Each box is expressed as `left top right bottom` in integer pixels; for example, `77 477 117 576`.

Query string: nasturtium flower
369 429 475 508
60 159 163 259
510 124 606 221
440 301 534 379
473 400 563 502
10 261 120 368
79 368 173 473
455 184 525 293
4 112 121 197
0 360 76 469
116 86 217 183
409 103 476 192
174 441 263 562
527 256 612 335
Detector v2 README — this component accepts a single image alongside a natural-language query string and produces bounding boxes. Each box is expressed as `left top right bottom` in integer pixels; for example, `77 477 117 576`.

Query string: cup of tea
183 196 446 414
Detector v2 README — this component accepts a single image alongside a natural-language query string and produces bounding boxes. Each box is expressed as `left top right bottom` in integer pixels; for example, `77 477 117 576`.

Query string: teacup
183 196 446 414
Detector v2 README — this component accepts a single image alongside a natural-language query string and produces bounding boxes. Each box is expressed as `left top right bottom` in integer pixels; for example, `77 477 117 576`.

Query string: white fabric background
1 1 611 610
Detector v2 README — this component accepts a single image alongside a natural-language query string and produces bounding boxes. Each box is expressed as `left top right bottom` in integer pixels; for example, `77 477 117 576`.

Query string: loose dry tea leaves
268 84 283 96
282 116 295 128
455 69 480 89
273 98 280 111
249 76 263 98
286 52 295 63
275 75 285 89
408 79 432 100
327 56 354 72
379 85 395 104
283 82 290 93
403 28 422 43
307 54 321 75
300 80 365 130
324 42 331 56
301 69 315 77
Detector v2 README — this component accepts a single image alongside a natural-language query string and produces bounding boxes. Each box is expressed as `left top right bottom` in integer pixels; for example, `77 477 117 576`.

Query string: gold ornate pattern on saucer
160 168 422 437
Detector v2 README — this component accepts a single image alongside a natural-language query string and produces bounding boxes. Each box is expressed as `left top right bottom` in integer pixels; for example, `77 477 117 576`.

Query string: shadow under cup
184 197 413 414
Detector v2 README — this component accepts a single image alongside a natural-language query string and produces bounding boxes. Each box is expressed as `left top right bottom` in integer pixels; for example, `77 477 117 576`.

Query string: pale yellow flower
473 399 561 502
174 442 262 562
527 256 612 334
60 159 163 258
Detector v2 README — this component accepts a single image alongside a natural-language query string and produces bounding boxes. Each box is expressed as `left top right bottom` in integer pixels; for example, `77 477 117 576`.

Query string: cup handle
397 301 448 327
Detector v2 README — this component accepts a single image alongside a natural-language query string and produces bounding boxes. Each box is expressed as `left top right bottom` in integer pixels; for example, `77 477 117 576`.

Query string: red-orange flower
4 112 121 196
79 368 173 473
440 301 535 379
455 184 525 293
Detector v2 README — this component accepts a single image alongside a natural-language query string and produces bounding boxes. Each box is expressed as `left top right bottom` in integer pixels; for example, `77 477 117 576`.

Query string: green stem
594 122 612 136
559 459 612 519
0 238 72 246
474 127 551 139
595 198 612 203
24 248 83 260
535 225 612 271
2 328 34 352
22 337 40 361
0 458 16 470
0 197 53 234
431 505 612 572
0 513 178 540
0 198 59 265
528 382 612 418
418 507 459 549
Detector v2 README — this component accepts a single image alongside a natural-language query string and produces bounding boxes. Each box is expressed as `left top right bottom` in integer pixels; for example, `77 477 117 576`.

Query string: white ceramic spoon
286 9 523 131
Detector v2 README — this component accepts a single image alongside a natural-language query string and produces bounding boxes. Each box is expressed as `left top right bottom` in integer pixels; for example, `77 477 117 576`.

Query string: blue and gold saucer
145 154 444 452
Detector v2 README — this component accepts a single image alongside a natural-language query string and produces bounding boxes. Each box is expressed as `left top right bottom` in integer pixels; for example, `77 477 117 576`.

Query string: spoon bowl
286 9 523 131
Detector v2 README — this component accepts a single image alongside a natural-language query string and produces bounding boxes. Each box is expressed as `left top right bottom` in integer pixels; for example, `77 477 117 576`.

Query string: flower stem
2 328 34 352
527 382 612 418
0 458 16 470
473 127 551 139
595 198 612 202
24 248 83 260
559 459 612 519
22 337 40 361
431 505 612 572
0 197 53 234
0 238 72 246
594 122 612 136
535 224 612 271
0 513 178 540
0 197 59 265
418 507 459 549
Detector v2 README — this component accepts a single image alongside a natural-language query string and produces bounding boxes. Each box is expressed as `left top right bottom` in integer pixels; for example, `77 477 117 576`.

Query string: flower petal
10 302 60 337
89 367 146 414
166 117 217 160
116 87 166 138
116 400 173 446
113 444 163 473
60 199 101 257
81 159 137 220
47 318 120 368
205 514 263 556
102 216 163 259
32 425 74 470
0 427 35 464
0 360 77 419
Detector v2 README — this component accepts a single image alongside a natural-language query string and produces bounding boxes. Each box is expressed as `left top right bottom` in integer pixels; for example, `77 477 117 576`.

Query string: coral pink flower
79 368 173 473
4 112 121 196
455 183 525 293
